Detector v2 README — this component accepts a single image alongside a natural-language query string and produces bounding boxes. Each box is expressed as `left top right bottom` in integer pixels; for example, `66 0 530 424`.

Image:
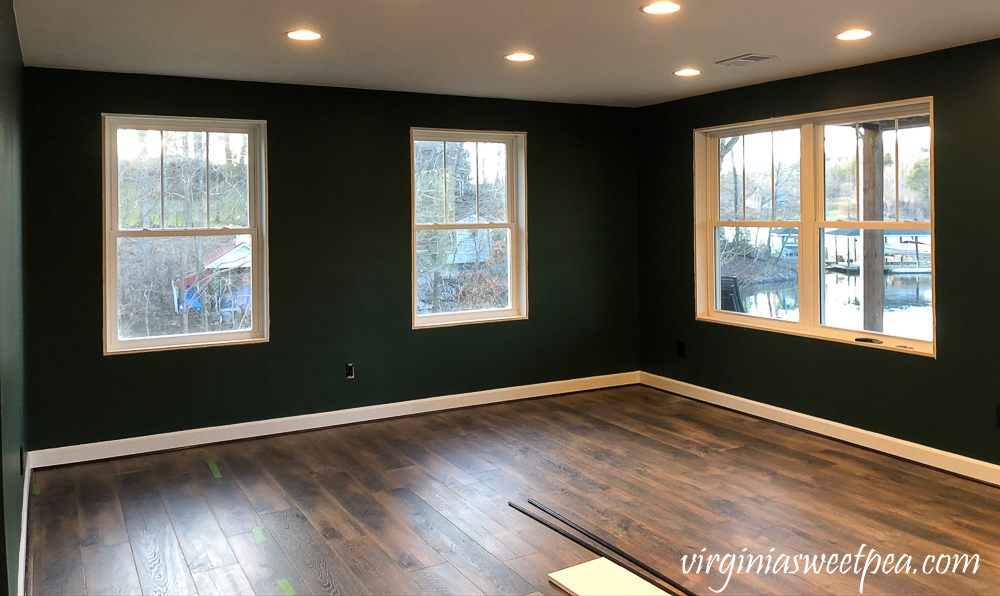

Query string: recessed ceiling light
642 1 681 15
674 68 701 77
287 29 322 41
505 52 535 62
836 29 872 41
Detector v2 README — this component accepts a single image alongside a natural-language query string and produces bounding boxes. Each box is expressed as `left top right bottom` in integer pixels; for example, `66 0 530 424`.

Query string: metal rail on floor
508 500 697 596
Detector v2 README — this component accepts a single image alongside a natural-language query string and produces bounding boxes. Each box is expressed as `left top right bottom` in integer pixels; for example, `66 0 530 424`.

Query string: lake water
742 273 933 341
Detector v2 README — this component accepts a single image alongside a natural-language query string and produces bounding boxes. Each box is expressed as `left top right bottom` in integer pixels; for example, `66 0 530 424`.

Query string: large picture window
411 129 527 327
103 115 268 354
694 99 934 355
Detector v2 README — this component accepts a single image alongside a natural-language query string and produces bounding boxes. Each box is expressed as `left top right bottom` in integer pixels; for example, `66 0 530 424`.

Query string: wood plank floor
28 385 1000 595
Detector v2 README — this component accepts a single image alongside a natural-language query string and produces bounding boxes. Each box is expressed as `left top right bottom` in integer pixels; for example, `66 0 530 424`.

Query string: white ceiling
13 0 1000 107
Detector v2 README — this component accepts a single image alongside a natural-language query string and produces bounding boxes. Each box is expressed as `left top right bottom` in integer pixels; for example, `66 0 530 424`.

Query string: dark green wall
22 68 640 450
21 36 1000 492
638 39 1000 466
0 0 23 590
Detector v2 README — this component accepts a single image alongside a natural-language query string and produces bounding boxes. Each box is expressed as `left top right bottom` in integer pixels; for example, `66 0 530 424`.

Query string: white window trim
411 128 528 328
693 98 936 356
103 114 269 354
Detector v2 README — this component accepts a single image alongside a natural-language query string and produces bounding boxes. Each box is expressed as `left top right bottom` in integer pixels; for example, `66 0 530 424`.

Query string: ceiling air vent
715 53 775 67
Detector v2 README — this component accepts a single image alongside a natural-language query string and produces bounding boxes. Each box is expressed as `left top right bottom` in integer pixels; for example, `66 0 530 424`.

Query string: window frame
693 98 935 356
410 128 528 328
103 114 269 355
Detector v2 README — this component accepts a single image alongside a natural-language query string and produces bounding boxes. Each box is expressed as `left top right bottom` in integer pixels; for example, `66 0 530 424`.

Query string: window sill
696 312 935 357
105 334 268 356
413 310 527 329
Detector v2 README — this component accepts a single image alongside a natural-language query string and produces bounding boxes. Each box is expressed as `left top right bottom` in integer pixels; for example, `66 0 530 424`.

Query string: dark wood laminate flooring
28 386 1000 595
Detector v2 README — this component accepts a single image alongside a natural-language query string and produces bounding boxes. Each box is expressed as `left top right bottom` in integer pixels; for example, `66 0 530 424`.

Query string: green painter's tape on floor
31 484 40 495
278 579 295 596
252 526 266 543
109 470 144 477
207 460 222 478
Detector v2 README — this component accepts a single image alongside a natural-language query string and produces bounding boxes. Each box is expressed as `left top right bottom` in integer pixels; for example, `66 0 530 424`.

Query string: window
411 129 527 327
694 99 934 355
103 115 268 354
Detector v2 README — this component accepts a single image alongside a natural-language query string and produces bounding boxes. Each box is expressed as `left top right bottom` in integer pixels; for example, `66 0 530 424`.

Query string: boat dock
825 263 932 275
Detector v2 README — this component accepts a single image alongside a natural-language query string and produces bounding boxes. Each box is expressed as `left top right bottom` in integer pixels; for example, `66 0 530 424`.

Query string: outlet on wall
346 363 355 379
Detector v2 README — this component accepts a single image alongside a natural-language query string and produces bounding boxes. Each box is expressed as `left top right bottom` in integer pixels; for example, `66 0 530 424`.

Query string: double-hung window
104 115 268 354
694 99 934 355
411 129 527 327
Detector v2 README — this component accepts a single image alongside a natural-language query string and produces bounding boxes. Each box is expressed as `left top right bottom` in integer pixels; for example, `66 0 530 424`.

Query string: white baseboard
28 370 1000 487
28 371 641 469
640 371 1000 487
17 452 33 596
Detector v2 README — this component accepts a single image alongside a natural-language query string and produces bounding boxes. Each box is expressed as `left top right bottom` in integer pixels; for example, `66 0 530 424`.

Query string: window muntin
412 129 526 327
104 115 267 354
696 100 934 355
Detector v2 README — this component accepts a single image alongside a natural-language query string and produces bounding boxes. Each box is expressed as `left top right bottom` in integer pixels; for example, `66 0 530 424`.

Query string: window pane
720 130 799 222
821 228 932 341
209 132 249 227
117 129 161 230
414 140 445 224
716 226 799 321
743 132 772 220
117 234 253 340
718 136 743 220
478 142 507 223
824 124 859 221
773 129 800 220
898 116 931 222
416 228 510 315
164 130 208 228
446 142 478 224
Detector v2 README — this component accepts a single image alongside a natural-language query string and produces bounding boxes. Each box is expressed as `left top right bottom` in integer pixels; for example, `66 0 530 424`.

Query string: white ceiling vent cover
716 53 776 67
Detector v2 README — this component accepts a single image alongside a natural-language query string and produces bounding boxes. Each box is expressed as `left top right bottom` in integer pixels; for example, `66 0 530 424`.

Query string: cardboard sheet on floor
548 557 668 596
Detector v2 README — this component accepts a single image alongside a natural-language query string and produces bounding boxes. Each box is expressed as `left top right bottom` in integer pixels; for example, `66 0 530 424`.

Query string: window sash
108 118 263 232
695 99 934 355
103 114 268 354
412 130 518 226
